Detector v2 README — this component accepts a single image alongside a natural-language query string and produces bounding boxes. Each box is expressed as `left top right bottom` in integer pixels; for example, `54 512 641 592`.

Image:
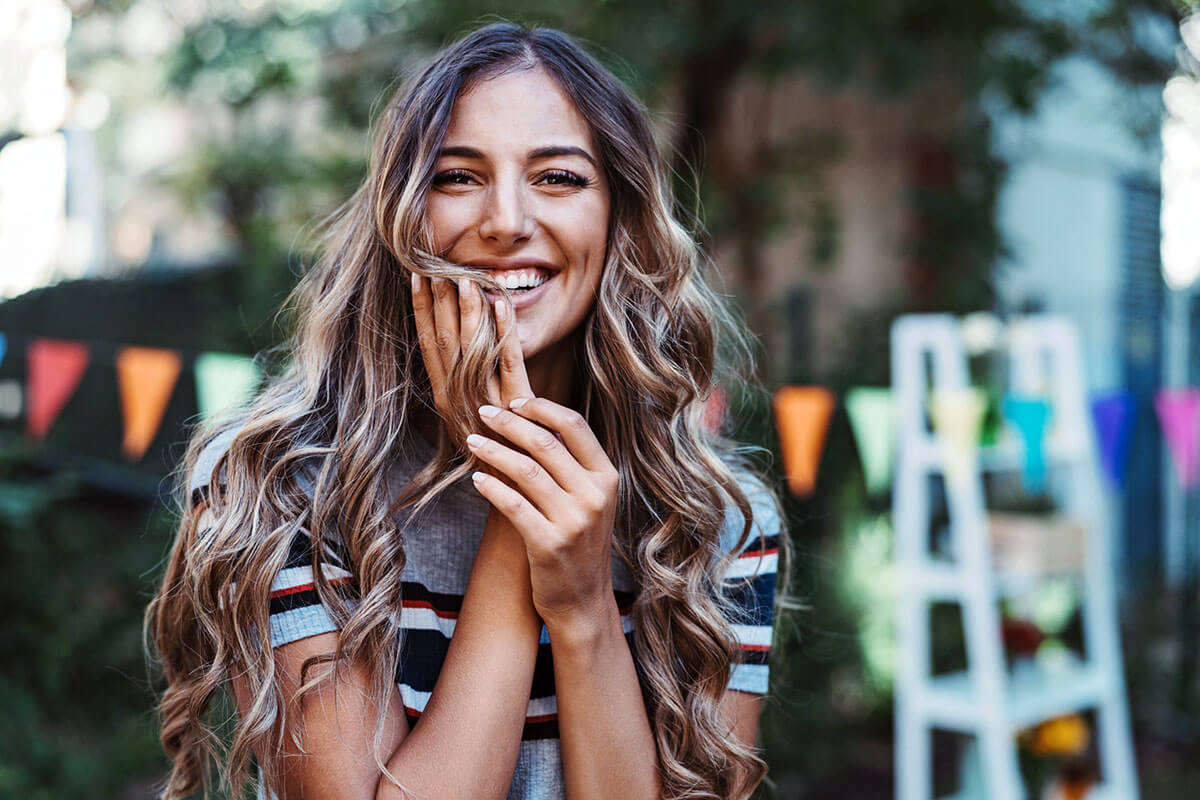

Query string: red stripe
739 546 778 559
402 599 459 619
269 576 353 599
742 643 770 652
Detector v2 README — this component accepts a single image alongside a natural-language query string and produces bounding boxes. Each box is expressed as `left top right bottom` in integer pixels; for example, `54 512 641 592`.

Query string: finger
477 404 589 491
493 298 533 405
507 397 613 475
466 431 567 513
430 276 461 373
458 277 485 346
411 273 448 406
470 469 553 537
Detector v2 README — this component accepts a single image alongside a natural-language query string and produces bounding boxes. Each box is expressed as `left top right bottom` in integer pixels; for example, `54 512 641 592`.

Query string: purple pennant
1090 392 1135 487
1155 389 1200 490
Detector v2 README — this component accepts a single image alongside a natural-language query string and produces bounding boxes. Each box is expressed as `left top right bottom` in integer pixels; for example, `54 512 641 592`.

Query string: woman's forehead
443 67 596 156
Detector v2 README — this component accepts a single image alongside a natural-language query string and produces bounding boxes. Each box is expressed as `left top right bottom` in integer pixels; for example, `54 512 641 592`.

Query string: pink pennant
1155 389 1200 489
27 338 90 439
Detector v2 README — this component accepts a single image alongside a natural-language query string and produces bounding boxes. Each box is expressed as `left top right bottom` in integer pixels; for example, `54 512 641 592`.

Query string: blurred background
2 0 1200 798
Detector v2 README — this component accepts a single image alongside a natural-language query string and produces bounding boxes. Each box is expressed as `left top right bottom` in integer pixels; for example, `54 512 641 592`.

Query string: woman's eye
432 169 475 186
537 169 590 188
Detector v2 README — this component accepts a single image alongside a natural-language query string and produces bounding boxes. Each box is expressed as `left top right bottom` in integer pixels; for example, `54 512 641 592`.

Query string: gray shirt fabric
188 423 779 799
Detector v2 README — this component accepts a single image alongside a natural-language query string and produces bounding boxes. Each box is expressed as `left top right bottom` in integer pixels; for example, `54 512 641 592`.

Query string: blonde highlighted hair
148 22 787 800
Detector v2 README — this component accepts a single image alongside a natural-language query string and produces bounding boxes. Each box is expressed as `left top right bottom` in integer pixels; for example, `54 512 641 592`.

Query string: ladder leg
896 700 931 800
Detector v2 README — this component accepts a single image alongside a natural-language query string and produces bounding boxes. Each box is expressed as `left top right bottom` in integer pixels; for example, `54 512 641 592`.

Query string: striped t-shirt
189 425 780 799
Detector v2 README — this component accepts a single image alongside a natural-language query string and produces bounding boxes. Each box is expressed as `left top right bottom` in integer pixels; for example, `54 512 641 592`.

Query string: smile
481 267 553 293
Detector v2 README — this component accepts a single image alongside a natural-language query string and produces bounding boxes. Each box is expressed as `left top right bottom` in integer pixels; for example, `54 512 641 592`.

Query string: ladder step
919 655 1111 731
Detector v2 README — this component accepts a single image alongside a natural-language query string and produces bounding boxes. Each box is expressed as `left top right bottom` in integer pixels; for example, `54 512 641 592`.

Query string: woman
148 22 784 800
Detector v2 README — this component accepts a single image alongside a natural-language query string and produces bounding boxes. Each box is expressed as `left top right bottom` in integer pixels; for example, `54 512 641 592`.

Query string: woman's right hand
411 273 534 428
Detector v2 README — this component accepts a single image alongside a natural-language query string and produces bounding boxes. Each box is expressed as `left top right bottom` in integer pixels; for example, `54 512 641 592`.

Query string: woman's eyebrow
437 145 597 169
528 145 597 168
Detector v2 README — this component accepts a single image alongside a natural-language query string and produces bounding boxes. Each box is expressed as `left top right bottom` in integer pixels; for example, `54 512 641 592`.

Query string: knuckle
435 333 454 351
502 494 524 515
520 460 542 482
532 432 558 452
566 410 588 430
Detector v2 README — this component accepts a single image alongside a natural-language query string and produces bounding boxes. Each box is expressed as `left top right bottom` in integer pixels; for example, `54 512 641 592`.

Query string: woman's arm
232 509 541 800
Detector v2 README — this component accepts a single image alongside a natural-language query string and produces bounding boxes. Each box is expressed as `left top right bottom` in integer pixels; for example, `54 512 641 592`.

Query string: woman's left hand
466 397 620 631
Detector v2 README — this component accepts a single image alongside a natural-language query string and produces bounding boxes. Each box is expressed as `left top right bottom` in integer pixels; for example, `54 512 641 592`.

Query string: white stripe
399 683 558 718
727 663 769 694
399 604 458 637
270 563 352 593
722 550 778 580
732 623 773 648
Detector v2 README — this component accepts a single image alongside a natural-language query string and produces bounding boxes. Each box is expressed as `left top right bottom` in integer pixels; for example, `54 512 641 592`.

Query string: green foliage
0 440 174 799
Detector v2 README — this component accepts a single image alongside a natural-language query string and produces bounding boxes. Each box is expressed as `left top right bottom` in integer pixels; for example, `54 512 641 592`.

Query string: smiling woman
147 22 785 800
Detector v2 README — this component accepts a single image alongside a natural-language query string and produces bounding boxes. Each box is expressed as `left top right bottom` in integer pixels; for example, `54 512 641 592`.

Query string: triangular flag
0 332 7 369
1090 392 1135 487
194 352 262 420
1155 389 1200 489
1002 395 1052 493
116 346 183 461
845 387 895 496
26 338 90 439
773 386 835 497
928 388 988 489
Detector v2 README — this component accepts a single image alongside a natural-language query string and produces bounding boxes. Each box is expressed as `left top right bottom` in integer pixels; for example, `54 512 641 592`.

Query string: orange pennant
773 386 835 497
116 346 182 460
27 338 90 439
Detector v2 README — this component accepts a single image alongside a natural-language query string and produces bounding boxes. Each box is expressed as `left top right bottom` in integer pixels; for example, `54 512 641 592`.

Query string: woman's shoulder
187 424 242 506
717 463 783 559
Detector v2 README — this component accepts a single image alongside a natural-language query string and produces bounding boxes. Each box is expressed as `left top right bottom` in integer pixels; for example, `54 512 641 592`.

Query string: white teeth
490 268 550 290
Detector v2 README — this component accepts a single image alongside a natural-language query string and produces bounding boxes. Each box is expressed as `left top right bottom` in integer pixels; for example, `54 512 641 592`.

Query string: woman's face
426 66 611 361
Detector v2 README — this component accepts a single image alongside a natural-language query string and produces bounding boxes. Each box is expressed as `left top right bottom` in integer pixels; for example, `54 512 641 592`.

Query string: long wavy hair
148 22 787 800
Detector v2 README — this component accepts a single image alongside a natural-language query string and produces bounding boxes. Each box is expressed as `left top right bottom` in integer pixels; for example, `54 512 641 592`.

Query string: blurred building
991 44 1176 585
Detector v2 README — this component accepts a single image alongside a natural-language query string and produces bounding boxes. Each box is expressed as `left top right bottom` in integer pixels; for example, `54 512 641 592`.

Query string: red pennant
26 338 90 439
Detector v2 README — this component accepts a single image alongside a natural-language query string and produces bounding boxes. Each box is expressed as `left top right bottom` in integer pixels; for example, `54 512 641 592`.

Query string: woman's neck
523 335 579 406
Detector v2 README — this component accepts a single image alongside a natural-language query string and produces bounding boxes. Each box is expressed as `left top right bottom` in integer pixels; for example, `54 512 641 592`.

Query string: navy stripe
738 533 781 556
190 486 209 511
723 572 776 626
397 631 560 699
401 581 464 614
269 584 356 615
738 648 770 666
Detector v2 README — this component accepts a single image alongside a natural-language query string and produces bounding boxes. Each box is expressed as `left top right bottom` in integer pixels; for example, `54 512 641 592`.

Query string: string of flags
1 330 1197 490
0 333 261 461
774 383 1200 498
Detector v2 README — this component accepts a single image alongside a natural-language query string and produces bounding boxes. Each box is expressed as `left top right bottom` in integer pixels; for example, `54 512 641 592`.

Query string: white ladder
891 314 1139 800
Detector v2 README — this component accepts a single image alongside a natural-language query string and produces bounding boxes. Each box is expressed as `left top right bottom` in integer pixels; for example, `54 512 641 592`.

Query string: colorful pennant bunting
1090 393 1135 488
1002 395 1052 493
194 352 262 420
1155 389 1200 489
845 387 895 496
116 346 183 461
773 386 835 497
26 338 90 439
928 388 988 489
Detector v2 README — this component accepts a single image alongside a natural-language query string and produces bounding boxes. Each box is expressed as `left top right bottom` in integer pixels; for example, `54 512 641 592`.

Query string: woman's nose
479 179 534 246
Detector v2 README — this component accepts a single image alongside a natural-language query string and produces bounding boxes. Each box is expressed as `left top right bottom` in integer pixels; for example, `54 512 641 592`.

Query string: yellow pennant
928 388 988 490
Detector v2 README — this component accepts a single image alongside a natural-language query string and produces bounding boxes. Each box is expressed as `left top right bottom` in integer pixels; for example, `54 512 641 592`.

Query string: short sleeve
187 428 352 649
718 473 781 695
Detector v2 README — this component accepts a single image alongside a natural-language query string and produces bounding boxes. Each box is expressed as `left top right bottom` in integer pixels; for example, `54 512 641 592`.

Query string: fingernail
471 471 487 484
478 404 501 419
466 433 486 448
411 272 420 293
495 299 508 322
458 277 471 294
509 397 528 409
